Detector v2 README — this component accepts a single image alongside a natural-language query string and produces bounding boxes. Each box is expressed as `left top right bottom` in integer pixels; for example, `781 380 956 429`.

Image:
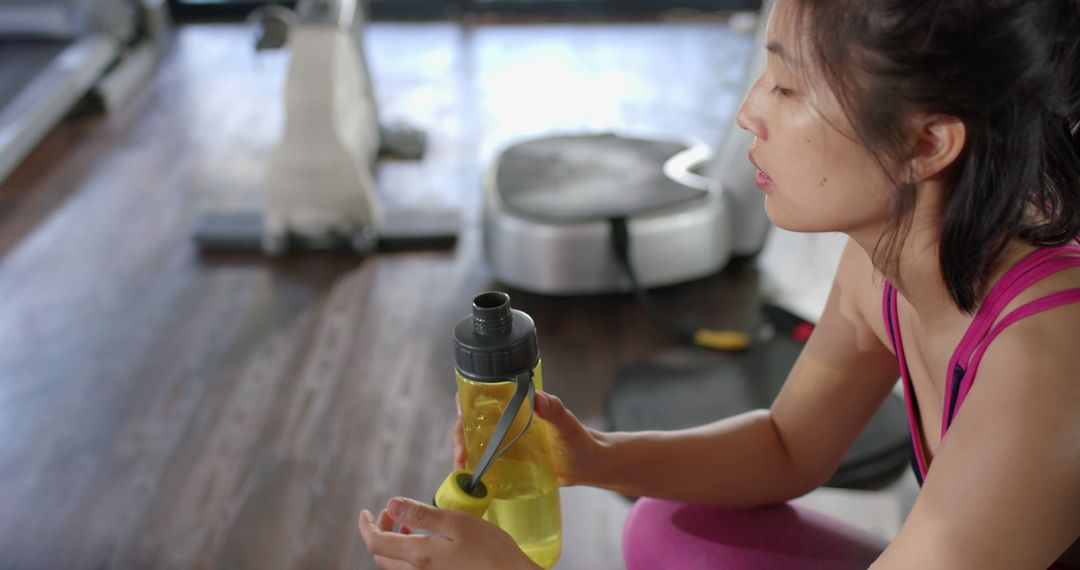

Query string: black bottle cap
453 292 539 381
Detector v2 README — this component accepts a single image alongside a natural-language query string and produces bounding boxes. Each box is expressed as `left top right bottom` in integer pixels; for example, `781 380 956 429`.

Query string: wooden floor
0 20 761 569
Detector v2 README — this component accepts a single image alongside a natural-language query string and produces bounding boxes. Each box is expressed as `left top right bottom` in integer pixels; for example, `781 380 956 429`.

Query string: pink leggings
622 498 887 569
623 498 1080 569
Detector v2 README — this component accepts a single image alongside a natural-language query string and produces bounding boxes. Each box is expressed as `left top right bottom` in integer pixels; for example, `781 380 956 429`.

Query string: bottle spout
472 291 513 337
453 291 539 381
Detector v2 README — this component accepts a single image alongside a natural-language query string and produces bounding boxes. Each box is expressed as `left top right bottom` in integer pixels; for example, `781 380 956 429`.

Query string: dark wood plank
0 20 754 569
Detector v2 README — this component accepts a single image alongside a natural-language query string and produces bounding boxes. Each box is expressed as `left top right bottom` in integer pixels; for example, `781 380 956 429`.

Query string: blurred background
0 1 918 568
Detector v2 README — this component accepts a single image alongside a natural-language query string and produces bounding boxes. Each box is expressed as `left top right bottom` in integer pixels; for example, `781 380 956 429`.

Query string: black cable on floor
608 217 749 351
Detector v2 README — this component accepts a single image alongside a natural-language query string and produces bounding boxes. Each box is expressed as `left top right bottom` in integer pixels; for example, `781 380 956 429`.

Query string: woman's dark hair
793 0 1080 312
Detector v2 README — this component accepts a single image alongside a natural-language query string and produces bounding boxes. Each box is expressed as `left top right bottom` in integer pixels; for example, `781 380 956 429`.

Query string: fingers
534 391 570 423
377 509 394 532
373 509 413 535
534 391 553 416
452 418 466 470
387 497 465 538
453 395 467 470
359 509 437 566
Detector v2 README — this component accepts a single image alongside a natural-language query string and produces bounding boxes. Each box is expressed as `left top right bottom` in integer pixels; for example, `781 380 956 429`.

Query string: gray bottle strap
467 370 535 493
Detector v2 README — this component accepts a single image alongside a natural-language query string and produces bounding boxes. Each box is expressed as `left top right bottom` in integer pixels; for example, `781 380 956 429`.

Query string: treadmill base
193 208 460 255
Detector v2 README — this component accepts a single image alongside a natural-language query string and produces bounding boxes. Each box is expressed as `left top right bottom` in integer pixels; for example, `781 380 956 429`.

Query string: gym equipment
484 135 731 294
193 0 458 256
482 2 775 351
482 14 770 296
0 0 168 184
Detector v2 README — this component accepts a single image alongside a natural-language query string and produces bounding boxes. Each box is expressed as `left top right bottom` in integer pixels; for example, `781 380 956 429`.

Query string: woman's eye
770 84 794 97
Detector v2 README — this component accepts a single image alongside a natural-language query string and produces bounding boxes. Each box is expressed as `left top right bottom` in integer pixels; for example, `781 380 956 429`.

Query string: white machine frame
261 0 383 254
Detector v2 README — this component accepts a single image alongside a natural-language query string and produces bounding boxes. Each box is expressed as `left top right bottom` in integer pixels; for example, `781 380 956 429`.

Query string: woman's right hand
452 391 609 487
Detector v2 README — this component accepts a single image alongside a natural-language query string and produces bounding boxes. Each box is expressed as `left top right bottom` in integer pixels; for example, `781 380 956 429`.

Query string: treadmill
0 0 167 184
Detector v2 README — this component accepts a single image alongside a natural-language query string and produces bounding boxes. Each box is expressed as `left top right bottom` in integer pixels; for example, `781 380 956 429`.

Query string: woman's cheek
762 184 823 232
762 174 858 233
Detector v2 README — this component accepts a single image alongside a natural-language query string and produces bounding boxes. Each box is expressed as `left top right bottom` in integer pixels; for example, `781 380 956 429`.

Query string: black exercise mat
605 337 910 489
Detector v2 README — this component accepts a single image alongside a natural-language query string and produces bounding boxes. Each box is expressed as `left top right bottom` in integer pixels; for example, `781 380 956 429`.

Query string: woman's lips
754 168 773 190
749 152 773 190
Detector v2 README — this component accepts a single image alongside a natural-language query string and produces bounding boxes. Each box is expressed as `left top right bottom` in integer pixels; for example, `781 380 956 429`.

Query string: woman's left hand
358 497 540 569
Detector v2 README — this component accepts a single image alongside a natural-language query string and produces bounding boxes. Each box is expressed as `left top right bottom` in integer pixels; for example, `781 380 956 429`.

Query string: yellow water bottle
434 291 562 569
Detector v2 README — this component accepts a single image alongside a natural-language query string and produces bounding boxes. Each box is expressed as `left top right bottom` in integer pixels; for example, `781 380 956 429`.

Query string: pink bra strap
942 247 1080 435
952 288 1080 414
882 243 1080 475
951 255 1080 375
883 282 929 478
949 246 1080 369
954 254 1080 361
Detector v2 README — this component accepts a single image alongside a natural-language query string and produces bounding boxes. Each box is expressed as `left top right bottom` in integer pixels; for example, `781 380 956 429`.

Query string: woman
359 0 1080 567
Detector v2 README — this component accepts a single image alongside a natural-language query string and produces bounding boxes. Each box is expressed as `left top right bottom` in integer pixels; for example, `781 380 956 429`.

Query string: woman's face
736 0 897 236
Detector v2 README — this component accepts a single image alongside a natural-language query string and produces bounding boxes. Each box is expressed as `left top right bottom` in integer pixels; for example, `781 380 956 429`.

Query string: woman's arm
871 303 1080 569
588 239 901 505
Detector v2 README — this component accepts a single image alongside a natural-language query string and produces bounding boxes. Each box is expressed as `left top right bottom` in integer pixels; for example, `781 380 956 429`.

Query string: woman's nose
735 79 767 140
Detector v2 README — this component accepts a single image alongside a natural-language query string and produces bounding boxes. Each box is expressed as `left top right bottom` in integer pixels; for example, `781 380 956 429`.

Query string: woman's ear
909 115 966 182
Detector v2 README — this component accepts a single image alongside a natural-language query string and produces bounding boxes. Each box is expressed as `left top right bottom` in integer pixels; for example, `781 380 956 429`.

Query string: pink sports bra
883 243 1080 481
882 243 1080 568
